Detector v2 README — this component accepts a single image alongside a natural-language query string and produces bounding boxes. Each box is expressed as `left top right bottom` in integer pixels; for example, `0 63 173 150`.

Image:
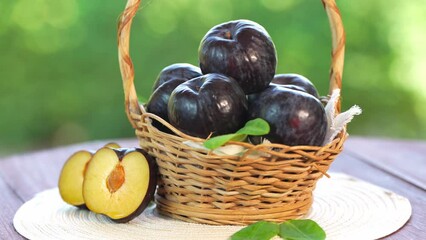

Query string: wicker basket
117 0 346 225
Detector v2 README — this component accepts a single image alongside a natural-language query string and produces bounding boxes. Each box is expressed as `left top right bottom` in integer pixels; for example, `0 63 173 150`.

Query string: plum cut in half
58 150 93 208
103 142 121 149
58 143 121 208
83 147 157 223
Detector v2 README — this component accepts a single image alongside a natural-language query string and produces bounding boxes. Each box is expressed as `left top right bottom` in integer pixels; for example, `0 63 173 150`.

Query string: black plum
168 73 248 138
152 63 202 91
147 63 202 132
248 85 327 146
146 79 186 132
199 19 277 94
272 73 319 98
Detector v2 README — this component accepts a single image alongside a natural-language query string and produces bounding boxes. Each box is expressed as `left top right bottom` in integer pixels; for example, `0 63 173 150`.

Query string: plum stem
224 31 232 40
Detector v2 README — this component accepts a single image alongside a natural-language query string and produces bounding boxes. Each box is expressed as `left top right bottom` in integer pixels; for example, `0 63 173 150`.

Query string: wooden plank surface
0 137 424 239
0 139 137 201
0 174 25 240
344 137 426 191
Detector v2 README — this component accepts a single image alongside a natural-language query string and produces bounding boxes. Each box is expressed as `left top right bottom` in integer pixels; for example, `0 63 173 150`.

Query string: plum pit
107 164 125 193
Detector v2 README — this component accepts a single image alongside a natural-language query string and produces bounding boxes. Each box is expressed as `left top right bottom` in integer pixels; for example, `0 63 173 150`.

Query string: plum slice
58 150 93 208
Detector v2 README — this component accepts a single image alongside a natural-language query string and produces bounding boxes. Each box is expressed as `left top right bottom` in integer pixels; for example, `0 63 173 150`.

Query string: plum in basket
168 73 248 138
248 84 327 146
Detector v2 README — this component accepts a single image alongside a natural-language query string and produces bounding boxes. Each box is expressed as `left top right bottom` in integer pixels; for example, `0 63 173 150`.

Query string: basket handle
117 0 346 126
322 0 345 114
118 0 142 128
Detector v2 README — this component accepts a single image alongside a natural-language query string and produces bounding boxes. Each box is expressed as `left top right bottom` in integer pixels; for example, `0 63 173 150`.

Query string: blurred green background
1 0 426 156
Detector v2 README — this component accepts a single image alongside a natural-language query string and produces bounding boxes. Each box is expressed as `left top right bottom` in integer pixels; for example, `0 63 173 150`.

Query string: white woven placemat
13 173 411 240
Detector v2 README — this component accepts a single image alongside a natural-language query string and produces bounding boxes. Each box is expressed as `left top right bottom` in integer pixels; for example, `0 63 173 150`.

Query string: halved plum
82 147 157 223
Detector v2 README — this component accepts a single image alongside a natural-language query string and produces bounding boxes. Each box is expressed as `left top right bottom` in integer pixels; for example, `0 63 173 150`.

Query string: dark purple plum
146 79 186 132
247 83 307 104
146 63 202 132
168 73 248 138
272 73 319 98
198 19 277 94
152 63 202 91
248 85 327 146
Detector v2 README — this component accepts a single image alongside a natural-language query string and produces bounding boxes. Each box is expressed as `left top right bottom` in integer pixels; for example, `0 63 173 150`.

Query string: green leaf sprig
231 221 279 240
230 219 326 240
203 118 270 150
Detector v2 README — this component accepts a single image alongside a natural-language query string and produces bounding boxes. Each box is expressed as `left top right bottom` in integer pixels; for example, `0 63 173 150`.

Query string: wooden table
1 136 425 239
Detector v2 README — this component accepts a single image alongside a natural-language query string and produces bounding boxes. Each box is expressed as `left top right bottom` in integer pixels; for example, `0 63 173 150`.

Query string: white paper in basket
323 89 362 145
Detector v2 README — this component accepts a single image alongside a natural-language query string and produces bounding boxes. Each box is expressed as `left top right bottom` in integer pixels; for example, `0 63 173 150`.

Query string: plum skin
168 73 248 138
152 63 202 91
272 73 320 98
146 79 186 133
249 85 327 146
147 63 202 132
199 19 277 94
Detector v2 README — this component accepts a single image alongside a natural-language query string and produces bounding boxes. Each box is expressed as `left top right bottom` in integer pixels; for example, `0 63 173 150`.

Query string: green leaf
237 118 270 135
203 118 270 150
279 219 326 240
203 133 246 150
231 221 279 240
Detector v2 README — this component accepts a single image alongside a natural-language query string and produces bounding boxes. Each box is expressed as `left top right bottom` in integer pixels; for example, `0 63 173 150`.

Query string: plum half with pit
168 73 248 138
198 19 277 94
147 63 202 132
272 73 320 98
83 147 157 223
248 85 327 146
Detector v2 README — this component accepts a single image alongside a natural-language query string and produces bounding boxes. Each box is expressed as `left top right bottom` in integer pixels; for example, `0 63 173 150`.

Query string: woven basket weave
117 0 346 225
